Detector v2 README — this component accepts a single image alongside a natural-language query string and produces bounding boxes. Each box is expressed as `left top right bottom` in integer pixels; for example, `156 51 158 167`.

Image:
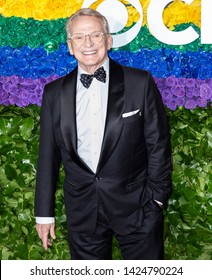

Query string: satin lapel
61 68 94 172
61 68 77 154
97 59 125 172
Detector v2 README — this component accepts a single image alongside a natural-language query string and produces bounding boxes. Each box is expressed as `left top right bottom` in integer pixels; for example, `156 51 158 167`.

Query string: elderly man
35 8 172 260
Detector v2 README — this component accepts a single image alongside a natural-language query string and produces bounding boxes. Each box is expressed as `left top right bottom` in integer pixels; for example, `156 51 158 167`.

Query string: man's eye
93 33 101 38
75 35 83 40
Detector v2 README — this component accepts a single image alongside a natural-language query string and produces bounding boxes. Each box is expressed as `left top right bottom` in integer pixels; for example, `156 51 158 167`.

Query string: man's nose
84 35 93 47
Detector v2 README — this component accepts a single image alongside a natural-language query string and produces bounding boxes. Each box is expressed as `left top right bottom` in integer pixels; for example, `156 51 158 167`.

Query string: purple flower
36 97 42 106
186 90 194 98
176 77 187 86
192 88 200 97
161 89 172 102
184 99 197 110
206 79 212 88
167 98 178 110
185 78 196 88
196 98 208 107
154 77 165 88
3 82 18 95
2 81 13 92
38 77 48 85
172 86 185 98
28 93 40 104
195 79 202 89
2 100 10 106
176 98 185 106
8 95 18 105
165 76 176 87
0 91 9 104
10 75 21 84
18 89 29 100
16 98 30 107
48 75 59 82
200 83 212 100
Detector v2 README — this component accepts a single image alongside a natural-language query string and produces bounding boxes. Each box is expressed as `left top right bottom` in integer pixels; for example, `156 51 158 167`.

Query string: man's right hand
35 223 56 250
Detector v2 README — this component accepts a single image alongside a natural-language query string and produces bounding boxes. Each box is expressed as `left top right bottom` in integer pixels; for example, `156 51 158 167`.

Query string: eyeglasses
68 31 108 46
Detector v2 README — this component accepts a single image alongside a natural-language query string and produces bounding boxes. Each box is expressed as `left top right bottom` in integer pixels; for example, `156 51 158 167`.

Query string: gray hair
65 8 110 38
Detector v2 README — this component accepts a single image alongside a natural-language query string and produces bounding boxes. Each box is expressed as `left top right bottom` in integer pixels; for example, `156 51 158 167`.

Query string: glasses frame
67 31 109 45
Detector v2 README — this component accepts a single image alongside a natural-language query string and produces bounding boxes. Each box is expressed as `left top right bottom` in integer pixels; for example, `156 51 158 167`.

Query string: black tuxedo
35 58 172 257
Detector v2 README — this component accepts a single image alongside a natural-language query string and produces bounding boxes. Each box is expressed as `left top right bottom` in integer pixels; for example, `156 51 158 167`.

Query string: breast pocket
122 110 142 124
123 110 144 144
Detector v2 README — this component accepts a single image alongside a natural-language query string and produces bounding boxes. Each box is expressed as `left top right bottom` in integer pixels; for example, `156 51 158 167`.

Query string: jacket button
94 177 102 181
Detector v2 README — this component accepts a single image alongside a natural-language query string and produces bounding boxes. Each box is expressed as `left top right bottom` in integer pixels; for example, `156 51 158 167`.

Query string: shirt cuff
36 217 55 224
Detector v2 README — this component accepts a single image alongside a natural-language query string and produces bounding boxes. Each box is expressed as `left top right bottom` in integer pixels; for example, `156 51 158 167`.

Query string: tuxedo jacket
35 58 172 235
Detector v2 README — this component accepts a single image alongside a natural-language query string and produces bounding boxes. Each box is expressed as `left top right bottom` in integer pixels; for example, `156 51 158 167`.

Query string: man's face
67 15 112 73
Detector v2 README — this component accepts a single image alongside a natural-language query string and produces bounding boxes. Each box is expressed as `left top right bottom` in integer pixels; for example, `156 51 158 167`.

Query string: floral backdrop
0 0 211 260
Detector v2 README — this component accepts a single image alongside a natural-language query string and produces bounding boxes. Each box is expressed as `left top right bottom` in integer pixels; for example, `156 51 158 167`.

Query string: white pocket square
122 109 140 118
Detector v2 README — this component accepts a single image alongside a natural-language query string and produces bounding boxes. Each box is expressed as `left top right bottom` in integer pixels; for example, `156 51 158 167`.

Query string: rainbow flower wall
0 0 211 260
0 0 211 109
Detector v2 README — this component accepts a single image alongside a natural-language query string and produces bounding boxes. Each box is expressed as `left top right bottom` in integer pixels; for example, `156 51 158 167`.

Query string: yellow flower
0 0 201 27
0 0 82 19
0 0 6 8
163 0 200 29
126 5 140 27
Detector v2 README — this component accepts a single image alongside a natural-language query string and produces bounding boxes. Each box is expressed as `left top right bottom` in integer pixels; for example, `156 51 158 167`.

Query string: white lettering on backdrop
82 0 211 47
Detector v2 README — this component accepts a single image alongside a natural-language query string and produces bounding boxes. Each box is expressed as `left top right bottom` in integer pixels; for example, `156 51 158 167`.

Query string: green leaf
1 246 14 260
21 226 29 235
19 117 34 140
4 164 18 180
0 118 7 135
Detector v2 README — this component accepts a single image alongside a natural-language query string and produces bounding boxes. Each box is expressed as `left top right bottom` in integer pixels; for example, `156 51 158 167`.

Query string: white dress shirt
36 58 109 224
76 60 109 172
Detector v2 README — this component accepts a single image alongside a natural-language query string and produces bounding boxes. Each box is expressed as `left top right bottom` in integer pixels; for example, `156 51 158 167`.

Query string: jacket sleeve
34 88 61 217
143 72 172 205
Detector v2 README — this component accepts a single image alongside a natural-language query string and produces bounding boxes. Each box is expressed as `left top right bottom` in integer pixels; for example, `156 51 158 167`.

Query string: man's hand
36 223 56 250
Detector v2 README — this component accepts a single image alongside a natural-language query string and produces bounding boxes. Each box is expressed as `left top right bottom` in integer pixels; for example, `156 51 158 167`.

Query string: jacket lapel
61 68 77 153
61 68 92 171
96 58 125 172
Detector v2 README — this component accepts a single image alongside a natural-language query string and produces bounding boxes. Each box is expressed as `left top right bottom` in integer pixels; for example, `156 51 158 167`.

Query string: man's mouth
82 51 97 55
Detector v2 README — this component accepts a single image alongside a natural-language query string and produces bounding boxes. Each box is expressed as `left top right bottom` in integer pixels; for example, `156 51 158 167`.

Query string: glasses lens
72 34 84 45
90 32 103 43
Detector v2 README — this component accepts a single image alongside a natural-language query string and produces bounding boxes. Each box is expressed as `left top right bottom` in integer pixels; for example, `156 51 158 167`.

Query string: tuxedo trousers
67 200 164 260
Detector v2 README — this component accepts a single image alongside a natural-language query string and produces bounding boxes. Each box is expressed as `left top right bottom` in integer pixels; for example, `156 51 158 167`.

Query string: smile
82 51 97 55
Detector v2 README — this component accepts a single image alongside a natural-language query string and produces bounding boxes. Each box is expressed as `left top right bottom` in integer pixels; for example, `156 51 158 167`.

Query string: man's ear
67 41 74 55
107 34 113 50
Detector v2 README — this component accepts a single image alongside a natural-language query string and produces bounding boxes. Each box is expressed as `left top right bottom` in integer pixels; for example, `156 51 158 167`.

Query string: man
35 8 172 260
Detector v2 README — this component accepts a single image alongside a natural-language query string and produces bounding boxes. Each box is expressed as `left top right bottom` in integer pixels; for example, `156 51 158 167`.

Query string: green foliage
0 105 211 260
0 105 69 260
164 106 212 260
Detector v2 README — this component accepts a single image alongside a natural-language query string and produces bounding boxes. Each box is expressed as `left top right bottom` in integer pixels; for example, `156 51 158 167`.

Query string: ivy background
0 0 212 259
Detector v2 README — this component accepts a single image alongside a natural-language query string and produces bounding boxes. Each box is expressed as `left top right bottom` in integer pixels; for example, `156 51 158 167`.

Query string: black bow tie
80 67 106 88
